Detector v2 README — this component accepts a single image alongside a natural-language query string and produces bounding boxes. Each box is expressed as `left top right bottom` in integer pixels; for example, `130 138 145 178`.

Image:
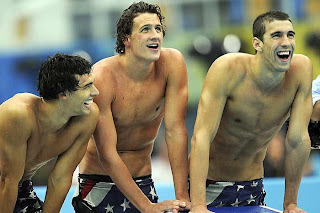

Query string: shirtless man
189 11 311 213
0 53 99 213
73 2 189 213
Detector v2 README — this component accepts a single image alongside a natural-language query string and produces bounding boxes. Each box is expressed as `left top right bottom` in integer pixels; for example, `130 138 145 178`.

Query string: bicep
0 114 29 181
93 101 117 160
288 60 313 142
193 67 229 140
164 53 188 129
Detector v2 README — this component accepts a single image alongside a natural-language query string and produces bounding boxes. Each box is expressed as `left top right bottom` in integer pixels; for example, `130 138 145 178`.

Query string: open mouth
276 51 291 62
147 44 159 50
84 99 93 109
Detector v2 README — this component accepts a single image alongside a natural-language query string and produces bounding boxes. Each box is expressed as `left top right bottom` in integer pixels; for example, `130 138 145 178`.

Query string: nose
91 85 99 97
150 28 161 40
281 36 291 47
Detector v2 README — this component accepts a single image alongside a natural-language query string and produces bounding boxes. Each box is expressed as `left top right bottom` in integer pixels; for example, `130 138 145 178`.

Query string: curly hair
37 53 92 100
115 1 166 54
253 10 291 41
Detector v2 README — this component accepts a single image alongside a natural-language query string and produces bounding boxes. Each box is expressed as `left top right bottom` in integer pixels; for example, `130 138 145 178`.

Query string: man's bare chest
25 129 77 168
112 81 166 125
225 84 296 129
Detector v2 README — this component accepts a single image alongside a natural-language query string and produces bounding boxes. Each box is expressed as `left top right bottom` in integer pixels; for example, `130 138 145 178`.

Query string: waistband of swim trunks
79 173 152 183
206 178 264 185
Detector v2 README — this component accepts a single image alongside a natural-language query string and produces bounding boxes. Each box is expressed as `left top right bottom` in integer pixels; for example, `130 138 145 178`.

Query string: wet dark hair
115 1 166 54
37 53 92 100
253 10 291 41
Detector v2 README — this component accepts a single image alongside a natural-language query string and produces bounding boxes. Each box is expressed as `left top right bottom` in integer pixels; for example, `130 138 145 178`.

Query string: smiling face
125 13 163 62
255 20 295 72
65 73 99 116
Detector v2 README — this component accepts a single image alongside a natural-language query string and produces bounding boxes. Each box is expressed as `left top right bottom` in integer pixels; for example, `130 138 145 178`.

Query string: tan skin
189 20 312 213
0 73 99 213
79 13 189 213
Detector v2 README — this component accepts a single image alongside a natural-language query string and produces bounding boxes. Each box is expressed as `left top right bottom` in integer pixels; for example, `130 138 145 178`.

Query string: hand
178 200 191 212
143 200 187 213
189 205 214 213
284 204 307 213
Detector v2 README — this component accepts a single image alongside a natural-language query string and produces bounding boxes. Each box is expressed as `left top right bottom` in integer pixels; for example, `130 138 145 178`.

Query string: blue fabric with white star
73 174 158 213
206 178 266 207
14 180 44 213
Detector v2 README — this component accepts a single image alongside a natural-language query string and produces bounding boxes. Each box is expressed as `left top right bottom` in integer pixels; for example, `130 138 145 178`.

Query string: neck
36 98 72 133
250 55 286 93
118 53 155 81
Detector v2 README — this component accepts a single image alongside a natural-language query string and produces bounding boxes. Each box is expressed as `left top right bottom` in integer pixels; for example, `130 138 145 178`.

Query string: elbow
286 134 311 152
47 173 72 190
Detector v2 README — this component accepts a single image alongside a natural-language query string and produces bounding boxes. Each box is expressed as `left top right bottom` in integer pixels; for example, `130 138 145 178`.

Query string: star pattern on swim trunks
251 181 258 187
237 185 244 192
231 198 241 207
216 201 225 207
121 198 131 211
247 194 256 204
150 186 157 200
105 203 114 213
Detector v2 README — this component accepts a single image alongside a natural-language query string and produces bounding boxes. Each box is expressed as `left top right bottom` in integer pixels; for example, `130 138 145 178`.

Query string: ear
252 37 263 52
58 93 67 101
123 35 130 47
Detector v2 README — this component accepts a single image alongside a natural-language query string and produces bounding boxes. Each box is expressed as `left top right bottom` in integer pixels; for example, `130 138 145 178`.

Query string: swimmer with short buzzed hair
0 53 99 213
189 10 311 213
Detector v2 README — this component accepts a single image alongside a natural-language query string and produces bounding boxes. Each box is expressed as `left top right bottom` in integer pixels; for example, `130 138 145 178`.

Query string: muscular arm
0 106 30 213
164 49 189 205
284 56 313 211
42 104 99 213
189 56 232 211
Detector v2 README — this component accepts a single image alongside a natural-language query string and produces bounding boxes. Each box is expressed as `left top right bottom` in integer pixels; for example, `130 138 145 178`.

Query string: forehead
132 13 160 29
264 20 293 33
76 73 94 86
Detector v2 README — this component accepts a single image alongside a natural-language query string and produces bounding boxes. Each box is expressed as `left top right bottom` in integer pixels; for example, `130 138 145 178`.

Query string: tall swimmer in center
73 1 190 213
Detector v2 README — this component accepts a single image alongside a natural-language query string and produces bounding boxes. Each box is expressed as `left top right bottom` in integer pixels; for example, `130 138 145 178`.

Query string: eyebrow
79 81 94 89
270 30 295 36
140 24 162 30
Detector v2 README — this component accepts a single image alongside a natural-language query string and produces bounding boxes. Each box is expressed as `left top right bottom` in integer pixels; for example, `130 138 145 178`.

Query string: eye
155 26 162 33
83 83 92 89
288 32 295 38
272 33 281 38
141 27 149 32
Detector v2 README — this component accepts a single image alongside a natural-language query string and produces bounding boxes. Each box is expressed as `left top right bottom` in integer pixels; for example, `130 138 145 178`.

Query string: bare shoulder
160 48 184 58
157 48 186 75
158 48 185 65
209 52 251 72
0 93 38 133
206 53 252 85
92 56 117 98
291 54 312 71
92 55 118 81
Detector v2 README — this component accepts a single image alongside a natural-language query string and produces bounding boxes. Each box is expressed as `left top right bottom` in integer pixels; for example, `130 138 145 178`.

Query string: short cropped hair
37 53 92 100
253 10 292 41
115 1 166 54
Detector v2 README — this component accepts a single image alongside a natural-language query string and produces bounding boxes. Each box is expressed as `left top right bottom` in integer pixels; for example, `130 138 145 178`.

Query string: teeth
148 44 158 48
277 51 289 55
84 100 93 105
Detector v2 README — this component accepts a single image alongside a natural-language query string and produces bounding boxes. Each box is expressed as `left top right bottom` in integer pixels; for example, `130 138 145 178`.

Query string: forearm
284 138 310 208
166 132 189 201
99 154 152 212
0 182 18 213
42 175 72 213
189 136 210 208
